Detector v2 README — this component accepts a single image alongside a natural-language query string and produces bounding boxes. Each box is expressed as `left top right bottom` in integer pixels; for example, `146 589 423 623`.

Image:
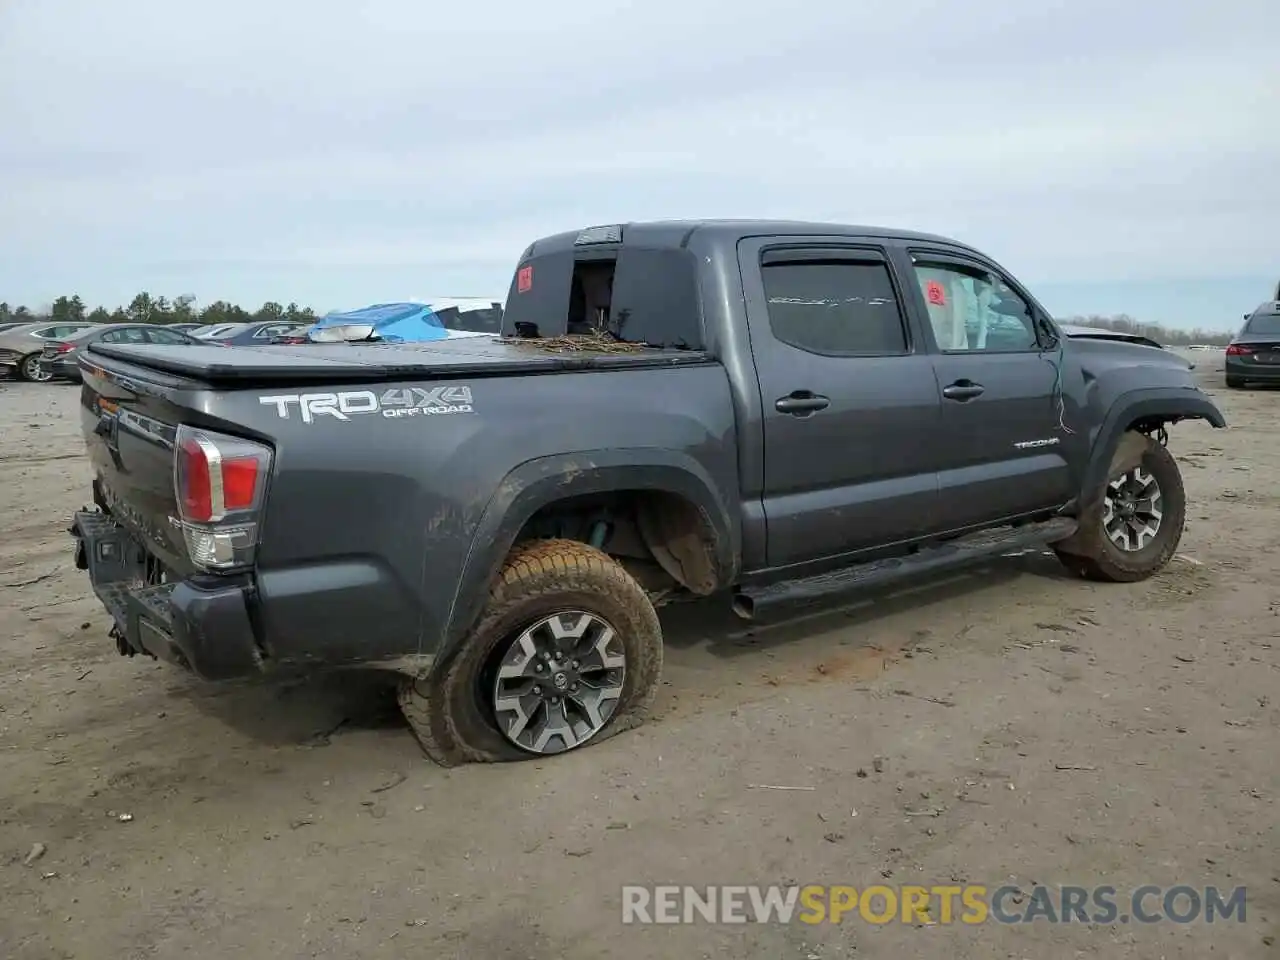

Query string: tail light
55 343 75 354
173 425 273 572
1225 344 1252 356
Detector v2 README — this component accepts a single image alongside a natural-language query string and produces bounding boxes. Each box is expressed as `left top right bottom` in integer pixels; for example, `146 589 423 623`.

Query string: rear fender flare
439 449 739 661
1079 388 1226 504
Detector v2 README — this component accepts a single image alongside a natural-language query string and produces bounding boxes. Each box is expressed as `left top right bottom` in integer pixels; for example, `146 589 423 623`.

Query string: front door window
911 260 1039 353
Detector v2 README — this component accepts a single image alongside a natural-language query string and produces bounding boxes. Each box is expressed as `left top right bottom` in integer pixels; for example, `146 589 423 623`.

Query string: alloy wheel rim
23 356 51 381
1103 467 1163 552
491 610 626 755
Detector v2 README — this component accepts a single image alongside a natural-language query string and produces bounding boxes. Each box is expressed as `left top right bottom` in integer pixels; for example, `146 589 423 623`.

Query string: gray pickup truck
68 220 1225 765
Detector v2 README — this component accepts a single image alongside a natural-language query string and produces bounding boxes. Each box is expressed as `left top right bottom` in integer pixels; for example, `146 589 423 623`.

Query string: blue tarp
304 299 503 342
306 302 450 343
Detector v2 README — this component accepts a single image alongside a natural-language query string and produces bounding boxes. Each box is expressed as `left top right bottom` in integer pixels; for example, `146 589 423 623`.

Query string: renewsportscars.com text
621 884 1247 926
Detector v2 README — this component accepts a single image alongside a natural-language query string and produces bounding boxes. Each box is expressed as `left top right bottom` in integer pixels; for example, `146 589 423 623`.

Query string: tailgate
82 388 191 572
79 356 273 578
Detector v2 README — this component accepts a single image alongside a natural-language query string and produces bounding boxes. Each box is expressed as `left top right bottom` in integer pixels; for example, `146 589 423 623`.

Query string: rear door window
760 257 909 356
101 328 147 344
145 327 192 344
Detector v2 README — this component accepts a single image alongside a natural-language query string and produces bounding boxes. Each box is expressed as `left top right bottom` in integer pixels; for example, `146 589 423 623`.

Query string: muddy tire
1053 433 1185 583
399 538 663 766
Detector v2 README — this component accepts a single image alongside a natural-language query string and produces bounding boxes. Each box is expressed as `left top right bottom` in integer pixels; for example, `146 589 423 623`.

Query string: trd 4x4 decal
259 386 474 423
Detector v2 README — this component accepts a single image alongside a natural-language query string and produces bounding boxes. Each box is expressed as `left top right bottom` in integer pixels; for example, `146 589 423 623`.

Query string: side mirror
1244 313 1251 320
1035 314 1060 349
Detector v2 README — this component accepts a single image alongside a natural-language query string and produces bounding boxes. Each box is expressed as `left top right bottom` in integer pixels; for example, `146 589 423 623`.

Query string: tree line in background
0 293 318 328
0 295 1235 346
1058 314 1232 346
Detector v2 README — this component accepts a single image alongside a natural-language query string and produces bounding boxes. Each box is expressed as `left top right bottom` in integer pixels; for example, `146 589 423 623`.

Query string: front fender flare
1079 387 1226 502
439 448 739 660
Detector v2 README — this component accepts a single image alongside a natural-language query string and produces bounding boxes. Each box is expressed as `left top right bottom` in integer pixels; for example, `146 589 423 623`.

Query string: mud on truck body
69 220 1225 765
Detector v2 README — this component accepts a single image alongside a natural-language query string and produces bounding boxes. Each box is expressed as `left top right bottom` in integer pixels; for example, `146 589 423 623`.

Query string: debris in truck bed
493 331 648 354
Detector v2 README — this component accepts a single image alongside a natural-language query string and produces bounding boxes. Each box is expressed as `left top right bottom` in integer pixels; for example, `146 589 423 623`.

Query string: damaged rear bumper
70 510 264 680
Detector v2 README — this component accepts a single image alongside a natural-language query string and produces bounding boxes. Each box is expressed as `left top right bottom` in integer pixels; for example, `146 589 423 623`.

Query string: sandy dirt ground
1 354 1276 960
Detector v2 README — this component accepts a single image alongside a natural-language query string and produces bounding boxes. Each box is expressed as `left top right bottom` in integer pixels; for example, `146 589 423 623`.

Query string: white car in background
0 320 98 381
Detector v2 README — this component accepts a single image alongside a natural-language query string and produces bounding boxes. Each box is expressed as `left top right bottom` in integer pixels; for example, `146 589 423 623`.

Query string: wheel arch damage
437 449 739 665
1077 387 1224 508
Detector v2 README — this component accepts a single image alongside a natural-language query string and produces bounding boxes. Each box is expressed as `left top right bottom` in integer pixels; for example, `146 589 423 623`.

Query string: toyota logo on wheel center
552 672 569 690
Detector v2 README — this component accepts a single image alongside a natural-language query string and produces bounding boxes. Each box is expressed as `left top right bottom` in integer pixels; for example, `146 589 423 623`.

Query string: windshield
1244 313 1280 335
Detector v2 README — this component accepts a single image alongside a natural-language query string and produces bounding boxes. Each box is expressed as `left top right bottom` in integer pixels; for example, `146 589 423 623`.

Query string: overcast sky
2 0 1277 329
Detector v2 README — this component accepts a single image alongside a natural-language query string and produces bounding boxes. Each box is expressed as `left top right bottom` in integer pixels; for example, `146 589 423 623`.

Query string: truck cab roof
518 219 977 259
505 220 987 349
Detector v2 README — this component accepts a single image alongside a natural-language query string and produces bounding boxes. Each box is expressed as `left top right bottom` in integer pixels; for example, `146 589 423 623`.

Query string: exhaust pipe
731 593 755 620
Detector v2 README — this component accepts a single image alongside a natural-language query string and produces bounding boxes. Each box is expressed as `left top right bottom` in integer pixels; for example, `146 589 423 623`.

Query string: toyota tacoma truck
67 220 1225 765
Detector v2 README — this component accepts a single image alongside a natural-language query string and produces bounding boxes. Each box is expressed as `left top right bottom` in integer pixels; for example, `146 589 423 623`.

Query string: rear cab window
501 225 704 349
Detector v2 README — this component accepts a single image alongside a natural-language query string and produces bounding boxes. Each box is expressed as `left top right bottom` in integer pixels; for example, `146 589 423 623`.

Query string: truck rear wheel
399 538 663 766
1053 433 1185 583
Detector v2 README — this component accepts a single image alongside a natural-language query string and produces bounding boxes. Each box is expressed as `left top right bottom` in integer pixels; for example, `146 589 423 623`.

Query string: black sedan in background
1225 303 1280 388
198 320 312 345
39 323 200 383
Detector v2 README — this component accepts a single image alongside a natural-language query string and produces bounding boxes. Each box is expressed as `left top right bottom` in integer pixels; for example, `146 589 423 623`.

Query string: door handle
941 380 985 401
775 391 830 415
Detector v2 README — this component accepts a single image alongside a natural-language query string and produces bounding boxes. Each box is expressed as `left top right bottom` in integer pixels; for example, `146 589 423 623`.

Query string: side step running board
732 517 1077 620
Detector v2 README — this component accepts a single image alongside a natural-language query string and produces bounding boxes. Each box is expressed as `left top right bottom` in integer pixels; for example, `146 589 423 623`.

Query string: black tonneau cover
85 336 713 386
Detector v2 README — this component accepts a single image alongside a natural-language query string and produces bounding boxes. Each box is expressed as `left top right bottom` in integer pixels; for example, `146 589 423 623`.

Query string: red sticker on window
517 265 533 293
926 280 947 306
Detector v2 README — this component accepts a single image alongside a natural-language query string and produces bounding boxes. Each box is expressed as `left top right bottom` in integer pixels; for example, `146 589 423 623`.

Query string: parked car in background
0 321 98 381
39 323 200 383
1226 302 1280 388
190 323 248 340
201 320 313 346
268 329 311 344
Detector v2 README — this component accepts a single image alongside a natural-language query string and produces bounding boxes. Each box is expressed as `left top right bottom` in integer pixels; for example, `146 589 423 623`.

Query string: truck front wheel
399 538 663 765
1053 433 1186 582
